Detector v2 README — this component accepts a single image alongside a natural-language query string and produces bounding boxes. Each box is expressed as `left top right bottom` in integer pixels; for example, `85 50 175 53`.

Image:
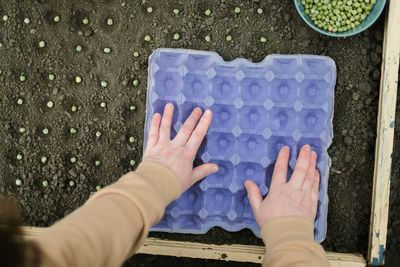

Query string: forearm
261 217 330 267
33 161 181 267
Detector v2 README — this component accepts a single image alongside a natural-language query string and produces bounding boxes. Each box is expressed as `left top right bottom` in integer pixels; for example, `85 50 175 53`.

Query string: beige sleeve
33 161 182 267
261 217 330 267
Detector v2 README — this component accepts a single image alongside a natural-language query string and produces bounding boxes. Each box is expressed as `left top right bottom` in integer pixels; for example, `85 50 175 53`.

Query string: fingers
302 151 317 195
158 103 175 143
192 163 218 183
186 109 212 152
173 108 203 145
289 145 311 189
146 113 161 148
245 180 263 213
311 169 320 203
271 146 290 187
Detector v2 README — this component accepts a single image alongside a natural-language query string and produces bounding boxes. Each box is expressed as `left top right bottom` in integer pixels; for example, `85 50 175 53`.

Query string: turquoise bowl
294 0 386 37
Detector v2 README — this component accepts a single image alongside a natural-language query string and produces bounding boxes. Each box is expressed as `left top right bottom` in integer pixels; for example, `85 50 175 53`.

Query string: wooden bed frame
20 0 399 265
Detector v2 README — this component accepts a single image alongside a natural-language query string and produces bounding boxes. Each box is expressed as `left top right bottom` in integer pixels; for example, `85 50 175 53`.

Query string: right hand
245 145 320 227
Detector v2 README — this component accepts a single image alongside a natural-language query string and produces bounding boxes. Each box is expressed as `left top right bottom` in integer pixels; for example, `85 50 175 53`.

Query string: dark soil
0 0 392 265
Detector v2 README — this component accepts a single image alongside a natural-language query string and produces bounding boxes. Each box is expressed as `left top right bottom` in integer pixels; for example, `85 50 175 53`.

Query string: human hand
245 145 320 228
143 103 219 192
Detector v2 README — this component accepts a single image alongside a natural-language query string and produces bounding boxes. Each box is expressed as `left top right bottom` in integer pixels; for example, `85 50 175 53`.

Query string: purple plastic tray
144 48 336 242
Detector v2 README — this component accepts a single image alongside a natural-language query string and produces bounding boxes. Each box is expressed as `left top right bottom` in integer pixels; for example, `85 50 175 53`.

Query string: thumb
244 180 263 215
192 163 218 183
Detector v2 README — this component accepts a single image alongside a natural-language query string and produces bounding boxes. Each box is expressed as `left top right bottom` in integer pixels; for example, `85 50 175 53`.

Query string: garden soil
0 0 396 266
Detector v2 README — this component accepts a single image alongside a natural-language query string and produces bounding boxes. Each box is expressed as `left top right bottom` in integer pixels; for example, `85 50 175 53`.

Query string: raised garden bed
1 0 399 266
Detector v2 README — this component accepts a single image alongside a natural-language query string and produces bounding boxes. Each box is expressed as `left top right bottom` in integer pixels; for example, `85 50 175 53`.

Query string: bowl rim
294 0 386 37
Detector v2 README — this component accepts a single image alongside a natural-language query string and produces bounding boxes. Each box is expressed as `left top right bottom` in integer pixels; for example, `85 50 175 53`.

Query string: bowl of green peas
294 0 386 37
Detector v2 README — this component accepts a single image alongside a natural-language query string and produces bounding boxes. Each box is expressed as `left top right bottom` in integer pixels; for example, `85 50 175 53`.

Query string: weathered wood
368 0 400 265
21 226 365 267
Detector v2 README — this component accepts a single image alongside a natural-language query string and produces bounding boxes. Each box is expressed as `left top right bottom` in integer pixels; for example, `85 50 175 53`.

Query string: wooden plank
21 226 365 267
368 0 400 265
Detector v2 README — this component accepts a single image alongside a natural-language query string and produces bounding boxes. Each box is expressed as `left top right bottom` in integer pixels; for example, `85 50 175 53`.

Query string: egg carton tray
144 48 336 242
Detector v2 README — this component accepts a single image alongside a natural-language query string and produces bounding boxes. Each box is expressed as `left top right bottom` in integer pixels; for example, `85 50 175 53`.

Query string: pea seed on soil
0 0 395 266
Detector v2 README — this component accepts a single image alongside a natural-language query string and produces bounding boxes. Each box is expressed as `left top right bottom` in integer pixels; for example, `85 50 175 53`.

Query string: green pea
82 18 89 24
100 81 108 87
144 35 151 42
41 156 47 164
20 75 26 82
100 102 107 108
205 35 211 42
129 136 135 143
226 35 232 42
39 41 46 48
71 105 78 112
70 127 77 134
69 180 75 187
173 9 180 15
204 9 212 16
260 37 267 43
96 131 102 137
0 69 2 75
75 76 82 83
54 16 60 22
48 74 55 80
16 154 23 160
70 156 77 163
173 33 180 40
19 127 26 133
130 105 136 111
15 179 22 186
257 8 263 14
95 160 101 166
103 47 111 54
17 98 24 105
3 15 9 22
42 180 48 187
132 80 139 87
147 7 153 13
234 7 241 13
96 185 102 191
47 101 54 108
133 51 140 57
42 128 49 135
76 45 82 52
24 18 30 24
107 18 113 26
130 160 136 166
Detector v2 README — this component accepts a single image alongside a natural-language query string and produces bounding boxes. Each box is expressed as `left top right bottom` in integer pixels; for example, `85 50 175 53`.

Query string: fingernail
282 146 290 152
213 165 218 172
311 151 317 158
204 109 211 117
304 144 310 151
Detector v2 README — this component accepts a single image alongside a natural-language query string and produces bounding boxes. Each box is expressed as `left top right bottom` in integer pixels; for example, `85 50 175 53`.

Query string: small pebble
344 136 352 146
47 101 54 108
352 92 360 101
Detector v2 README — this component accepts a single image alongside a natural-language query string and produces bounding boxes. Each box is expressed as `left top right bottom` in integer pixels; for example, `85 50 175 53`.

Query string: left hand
143 103 219 192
